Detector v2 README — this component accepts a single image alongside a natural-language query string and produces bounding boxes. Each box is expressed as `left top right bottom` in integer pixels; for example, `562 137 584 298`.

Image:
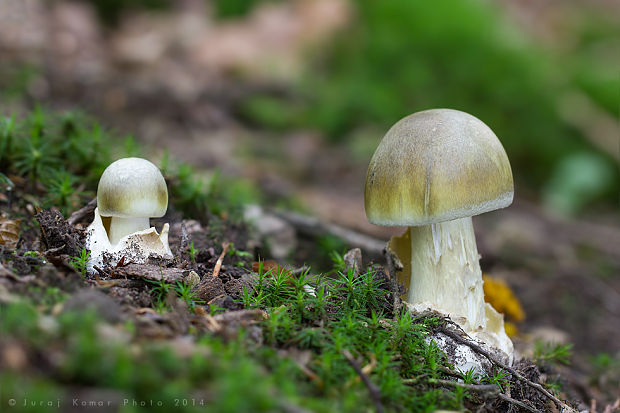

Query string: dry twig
430 378 500 395
497 393 541 413
272 210 385 258
67 198 97 226
437 326 572 411
212 242 230 277
341 349 384 413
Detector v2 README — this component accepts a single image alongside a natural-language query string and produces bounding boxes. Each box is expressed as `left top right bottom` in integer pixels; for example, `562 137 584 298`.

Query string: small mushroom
86 158 173 270
97 157 168 244
365 109 514 358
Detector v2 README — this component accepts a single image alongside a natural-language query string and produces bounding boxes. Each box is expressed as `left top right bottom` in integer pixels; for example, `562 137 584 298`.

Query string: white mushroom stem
408 216 486 332
108 216 150 245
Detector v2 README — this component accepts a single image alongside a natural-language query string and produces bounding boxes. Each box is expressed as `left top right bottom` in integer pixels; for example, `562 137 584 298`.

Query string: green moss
0 109 259 221
0 258 499 413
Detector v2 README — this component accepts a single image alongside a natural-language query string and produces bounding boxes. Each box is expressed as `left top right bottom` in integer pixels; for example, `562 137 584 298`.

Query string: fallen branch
116 263 186 283
429 378 500 395
292 361 324 389
341 349 384 413
498 393 541 413
437 325 573 412
43 245 66 256
272 210 385 258
68 198 97 226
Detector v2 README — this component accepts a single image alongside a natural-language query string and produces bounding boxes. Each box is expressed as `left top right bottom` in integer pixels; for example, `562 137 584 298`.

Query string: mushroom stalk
409 216 486 332
108 216 150 245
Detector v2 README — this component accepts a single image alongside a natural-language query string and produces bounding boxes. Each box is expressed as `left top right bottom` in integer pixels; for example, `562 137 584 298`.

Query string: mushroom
364 109 514 358
86 158 173 270
97 157 168 244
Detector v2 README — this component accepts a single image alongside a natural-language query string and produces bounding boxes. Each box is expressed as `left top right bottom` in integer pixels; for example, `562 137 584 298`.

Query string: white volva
86 158 173 271
87 208 173 271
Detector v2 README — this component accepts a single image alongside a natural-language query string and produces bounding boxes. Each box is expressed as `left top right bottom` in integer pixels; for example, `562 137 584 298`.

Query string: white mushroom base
420 323 507 375
86 208 174 272
388 219 514 367
407 302 514 373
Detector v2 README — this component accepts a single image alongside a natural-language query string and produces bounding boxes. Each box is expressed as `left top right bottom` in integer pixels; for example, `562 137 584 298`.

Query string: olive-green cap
97 157 168 218
365 109 513 226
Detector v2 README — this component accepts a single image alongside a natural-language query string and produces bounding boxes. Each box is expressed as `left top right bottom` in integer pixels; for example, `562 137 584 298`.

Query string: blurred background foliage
239 0 619 214
11 0 620 215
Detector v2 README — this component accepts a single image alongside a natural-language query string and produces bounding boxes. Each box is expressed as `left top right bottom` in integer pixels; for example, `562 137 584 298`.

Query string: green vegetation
147 278 206 312
235 260 518 410
589 353 620 393
174 281 206 311
533 342 573 367
76 0 276 25
1 256 523 412
69 248 91 278
0 109 258 220
211 0 277 19
40 0 619 213
188 241 197 263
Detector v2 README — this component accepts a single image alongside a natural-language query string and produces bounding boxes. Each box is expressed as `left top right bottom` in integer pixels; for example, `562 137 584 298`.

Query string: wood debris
115 263 187 283
211 241 230 277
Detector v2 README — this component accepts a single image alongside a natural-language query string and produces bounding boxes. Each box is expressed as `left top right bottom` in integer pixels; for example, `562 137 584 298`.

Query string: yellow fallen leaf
482 274 526 323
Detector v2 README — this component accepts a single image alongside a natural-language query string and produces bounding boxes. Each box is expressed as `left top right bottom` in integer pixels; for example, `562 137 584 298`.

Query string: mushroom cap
97 157 168 218
365 109 513 226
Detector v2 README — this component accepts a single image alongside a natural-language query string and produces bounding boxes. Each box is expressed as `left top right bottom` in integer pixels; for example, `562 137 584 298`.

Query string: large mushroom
365 108 514 358
86 158 173 270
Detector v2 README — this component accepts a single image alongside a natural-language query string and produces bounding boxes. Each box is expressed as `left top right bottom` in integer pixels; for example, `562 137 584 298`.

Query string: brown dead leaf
116 263 186 283
251 260 286 275
0 216 21 249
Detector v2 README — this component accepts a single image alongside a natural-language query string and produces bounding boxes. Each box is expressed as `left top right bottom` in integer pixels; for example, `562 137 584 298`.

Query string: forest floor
1 1 619 411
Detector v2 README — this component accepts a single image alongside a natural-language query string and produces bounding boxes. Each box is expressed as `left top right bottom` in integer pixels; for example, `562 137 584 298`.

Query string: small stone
184 270 201 288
